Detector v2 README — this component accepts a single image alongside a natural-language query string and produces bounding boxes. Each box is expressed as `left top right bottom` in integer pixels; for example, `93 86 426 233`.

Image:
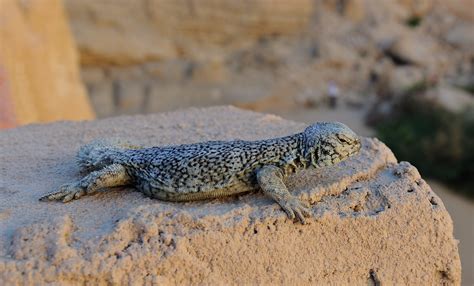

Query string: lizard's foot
40 164 130 203
279 197 311 224
39 182 86 203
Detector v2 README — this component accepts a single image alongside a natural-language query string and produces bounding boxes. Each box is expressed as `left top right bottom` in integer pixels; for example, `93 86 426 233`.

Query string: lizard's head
302 122 361 168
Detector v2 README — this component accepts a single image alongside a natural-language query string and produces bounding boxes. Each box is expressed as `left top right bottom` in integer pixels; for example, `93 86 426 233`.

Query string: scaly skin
40 122 361 224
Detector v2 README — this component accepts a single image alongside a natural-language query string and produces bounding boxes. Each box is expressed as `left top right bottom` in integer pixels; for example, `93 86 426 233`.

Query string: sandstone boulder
389 66 425 95
388 32 443 68
0 107 461 285
425 85 474 113
445 21 474 54
441 0 474 22
0 0 94 128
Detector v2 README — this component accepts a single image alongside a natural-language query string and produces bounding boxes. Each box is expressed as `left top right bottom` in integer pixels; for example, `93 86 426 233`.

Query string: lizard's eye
337 134 351 144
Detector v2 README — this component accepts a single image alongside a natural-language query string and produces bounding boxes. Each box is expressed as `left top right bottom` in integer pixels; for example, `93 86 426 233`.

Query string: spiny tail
76 139 142 172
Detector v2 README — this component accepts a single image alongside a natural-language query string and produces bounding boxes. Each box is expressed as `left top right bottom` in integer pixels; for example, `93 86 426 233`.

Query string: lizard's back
119 137 299 195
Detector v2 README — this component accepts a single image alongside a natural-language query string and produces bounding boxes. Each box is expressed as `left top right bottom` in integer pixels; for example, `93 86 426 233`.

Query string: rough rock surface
0 106 461 285
0 0 94 128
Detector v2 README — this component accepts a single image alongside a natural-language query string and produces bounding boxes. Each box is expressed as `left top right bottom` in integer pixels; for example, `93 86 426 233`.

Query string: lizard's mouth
312 138 361 168
352 138 362 154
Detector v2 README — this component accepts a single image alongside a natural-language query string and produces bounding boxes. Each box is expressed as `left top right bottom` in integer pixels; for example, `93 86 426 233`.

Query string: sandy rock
80 67 106 84
144 84 229 114
354 0 412 24
389 66 425 95
319 40 359 68
388 32 442 67
0 0 94 127
64 0 313 66
321 0 433 23
341 0 366 22
397 0 434 17
114 81 146 115
0 106 461 285
425 85 474 113
189 57 229 83
441 0 474 22
87 81 115 118
63 0 177 66
445 21 474 54
143 60 193 81
145 85 189 113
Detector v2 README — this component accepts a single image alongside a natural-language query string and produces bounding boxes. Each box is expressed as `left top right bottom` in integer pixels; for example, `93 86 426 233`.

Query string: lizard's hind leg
77 139 142 172
40 164 131 203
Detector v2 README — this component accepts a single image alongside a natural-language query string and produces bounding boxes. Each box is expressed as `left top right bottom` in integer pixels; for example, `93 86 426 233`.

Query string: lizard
40 122 361 224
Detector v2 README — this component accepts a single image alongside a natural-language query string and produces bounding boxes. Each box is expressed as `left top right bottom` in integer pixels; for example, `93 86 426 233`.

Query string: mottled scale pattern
119 135 302 194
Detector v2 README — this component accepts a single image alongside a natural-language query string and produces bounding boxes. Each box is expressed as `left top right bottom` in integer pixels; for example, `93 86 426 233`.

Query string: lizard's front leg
40 164 131 203
256 165 311 224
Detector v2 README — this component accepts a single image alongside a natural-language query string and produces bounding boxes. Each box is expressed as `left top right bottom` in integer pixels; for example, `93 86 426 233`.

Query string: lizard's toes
294 208 307 225
39 190 69 201
74 189 86 199
39 194 53 201
282 206 296 220
62 193 74 203
62 187 85 202
282 198 312 224
300 204 311 217
39 183 83 202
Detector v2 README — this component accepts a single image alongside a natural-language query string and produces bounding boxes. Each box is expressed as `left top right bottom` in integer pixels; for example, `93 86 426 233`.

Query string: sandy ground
0 106 461 284
275 105 474 285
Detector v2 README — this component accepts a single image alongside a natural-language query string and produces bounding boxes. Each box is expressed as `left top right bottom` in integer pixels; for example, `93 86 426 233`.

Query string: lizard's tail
76 139 142 172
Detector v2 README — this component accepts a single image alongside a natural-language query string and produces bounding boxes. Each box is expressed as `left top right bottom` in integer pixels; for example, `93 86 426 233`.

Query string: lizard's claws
39 183 85 203
280 197 311 224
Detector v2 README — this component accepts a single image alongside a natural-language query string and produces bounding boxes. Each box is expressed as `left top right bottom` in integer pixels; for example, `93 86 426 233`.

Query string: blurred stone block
88 82 114 118
64 0 314 65
114 81 145 115
80 67 106 84
0 0 94 127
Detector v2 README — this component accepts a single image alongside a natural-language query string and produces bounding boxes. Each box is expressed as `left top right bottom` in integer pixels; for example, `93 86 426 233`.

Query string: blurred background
0 0 473 282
